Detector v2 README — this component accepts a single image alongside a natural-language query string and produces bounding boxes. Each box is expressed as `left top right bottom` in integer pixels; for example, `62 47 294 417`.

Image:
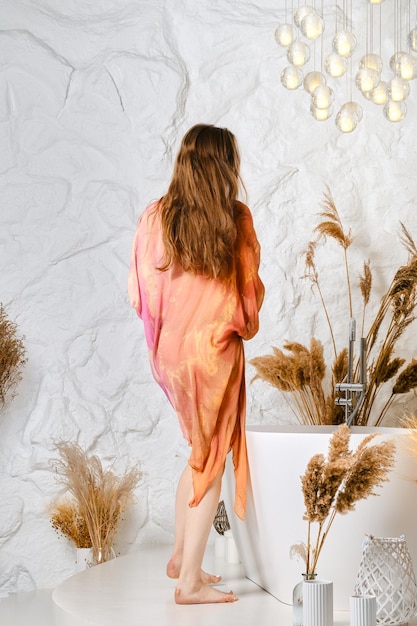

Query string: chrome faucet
335 318 367 426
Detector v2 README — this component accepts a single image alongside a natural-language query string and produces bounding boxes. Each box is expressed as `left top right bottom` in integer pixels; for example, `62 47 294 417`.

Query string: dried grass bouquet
50 442 142 564
250 188 417 426
0 304 27 412
292 424 396 577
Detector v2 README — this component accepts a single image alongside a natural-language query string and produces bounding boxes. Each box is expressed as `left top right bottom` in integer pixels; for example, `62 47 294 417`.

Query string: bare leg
174 467 238 604
166 465 221 585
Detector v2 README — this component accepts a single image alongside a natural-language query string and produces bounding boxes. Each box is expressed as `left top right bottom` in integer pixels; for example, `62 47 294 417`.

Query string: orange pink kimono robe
128 200 264 520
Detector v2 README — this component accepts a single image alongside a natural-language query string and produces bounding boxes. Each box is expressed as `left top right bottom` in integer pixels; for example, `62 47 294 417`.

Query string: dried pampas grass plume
359 260 372 308
0 304 27 412
293 424 396 576
392 359 417 394
315 187 353 318
359 260 372 337
400 222 417 259
315 188 353 251
250 339 326 425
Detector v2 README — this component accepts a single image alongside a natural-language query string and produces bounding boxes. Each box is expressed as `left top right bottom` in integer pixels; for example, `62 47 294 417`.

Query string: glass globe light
280 66 304 90
359 53 383 73
383 100 407 122
324 53 348 77
333 32 357 57
336 110 358 133
287 41 310 67
386 77 410 102
294 6 315 27
336 101 363 133
340 101 363 122
369 0 384 4
300 12 324 39
310 103 333 120
409 28 417 52
355 67 380 94
390 51 417 80
304 71 326 94
370 80 388 105
274 24 296 47
312 85 335 109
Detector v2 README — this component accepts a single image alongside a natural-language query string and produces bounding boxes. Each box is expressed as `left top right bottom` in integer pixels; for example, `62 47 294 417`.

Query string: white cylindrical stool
224 529 240 564
214 534 226 559
303 579 333 626
350 595 376 626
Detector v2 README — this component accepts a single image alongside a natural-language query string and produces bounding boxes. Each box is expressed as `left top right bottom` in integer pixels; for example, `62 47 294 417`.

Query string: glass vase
293 573 317 626
90 545 116 566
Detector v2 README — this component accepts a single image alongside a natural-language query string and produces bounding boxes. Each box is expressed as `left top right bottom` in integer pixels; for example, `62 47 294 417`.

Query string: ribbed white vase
303 579 333 626
350 595 376 626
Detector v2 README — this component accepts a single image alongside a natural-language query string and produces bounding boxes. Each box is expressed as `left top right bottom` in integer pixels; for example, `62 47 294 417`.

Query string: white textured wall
1 0 417 596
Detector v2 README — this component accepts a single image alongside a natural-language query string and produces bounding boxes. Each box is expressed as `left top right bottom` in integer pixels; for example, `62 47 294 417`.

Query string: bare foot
167 558 221 584
175 583 238 604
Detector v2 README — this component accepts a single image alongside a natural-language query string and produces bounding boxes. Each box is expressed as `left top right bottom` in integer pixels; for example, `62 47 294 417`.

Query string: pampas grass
250 339 346 425
250 339 329 425
359 260 372 338
51 442 142 563
357 223 417 425
314 188 353 318
250 189 417 426
50 500 92 549
0 304 27 411
296 424 396 576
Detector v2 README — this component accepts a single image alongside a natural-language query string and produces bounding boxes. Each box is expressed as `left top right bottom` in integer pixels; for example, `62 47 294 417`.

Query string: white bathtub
223 425 417 611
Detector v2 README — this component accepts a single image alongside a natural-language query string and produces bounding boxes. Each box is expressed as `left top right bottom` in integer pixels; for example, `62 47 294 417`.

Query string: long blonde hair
159 124 243 280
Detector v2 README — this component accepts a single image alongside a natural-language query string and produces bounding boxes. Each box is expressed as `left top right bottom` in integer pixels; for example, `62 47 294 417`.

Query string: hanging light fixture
312 84 335 108
383 99 407 120
386 76 411 99
287 40 311 66
301 10 324 39
335 101 363 132
369 80 389 103
325 52 348 77
359 53 383 72
274 0 417 132
311 102 333 120
390 50 417 78
409 27 417 50
280 65 304 89
333 31 357 57
275 23 297 47
355 67 381 93
304 70 327 93
294 5 316 27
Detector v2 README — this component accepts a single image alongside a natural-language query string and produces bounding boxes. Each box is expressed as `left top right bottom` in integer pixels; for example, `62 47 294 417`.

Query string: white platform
1 544 416 626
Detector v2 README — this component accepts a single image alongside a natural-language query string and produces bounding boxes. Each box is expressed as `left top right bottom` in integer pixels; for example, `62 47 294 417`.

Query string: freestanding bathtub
223 425 417 611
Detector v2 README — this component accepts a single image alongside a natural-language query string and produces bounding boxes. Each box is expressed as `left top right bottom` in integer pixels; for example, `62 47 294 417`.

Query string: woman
128 124 264 604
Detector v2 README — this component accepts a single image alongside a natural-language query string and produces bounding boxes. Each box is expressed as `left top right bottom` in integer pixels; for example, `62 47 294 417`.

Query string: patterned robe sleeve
236 203 265 340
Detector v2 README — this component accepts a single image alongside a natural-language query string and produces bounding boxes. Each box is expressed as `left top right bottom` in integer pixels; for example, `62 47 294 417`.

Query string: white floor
0 544 416 626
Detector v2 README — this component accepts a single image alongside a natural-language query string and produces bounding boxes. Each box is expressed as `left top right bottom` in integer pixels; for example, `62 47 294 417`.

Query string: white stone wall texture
1 0 417 596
